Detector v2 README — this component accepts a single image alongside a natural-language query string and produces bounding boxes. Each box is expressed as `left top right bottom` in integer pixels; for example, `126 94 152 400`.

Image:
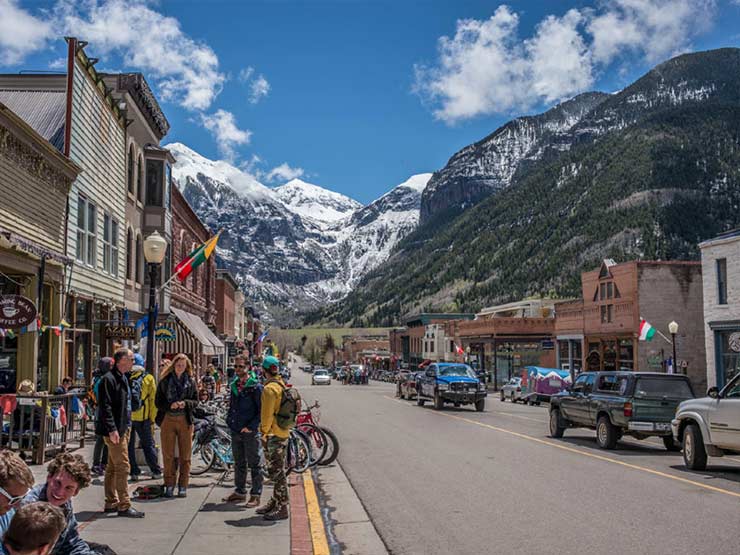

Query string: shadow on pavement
75 510 101 522
224 515 278 527
200 502 246 512
556 436 676 456
670 465 740 484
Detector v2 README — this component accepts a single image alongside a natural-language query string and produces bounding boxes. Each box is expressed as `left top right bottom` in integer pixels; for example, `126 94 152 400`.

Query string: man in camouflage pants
256 356 290 520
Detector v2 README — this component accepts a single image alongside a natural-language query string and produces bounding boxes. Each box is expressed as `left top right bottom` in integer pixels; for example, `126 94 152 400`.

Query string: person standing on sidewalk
0 450 35 540
97 348 144 518
127 362 161 483
223 355 263 507
90 358 112 477
155 354 198 498
256 356 290 521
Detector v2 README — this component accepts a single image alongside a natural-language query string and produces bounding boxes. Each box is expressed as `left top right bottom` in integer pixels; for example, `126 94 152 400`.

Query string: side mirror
707 386 720 399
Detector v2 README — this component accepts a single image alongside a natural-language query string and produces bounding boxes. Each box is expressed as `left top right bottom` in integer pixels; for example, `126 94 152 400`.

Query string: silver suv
672 373 740 470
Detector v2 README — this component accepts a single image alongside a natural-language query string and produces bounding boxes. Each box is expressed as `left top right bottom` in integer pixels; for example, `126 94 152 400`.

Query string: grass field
270 327 391 353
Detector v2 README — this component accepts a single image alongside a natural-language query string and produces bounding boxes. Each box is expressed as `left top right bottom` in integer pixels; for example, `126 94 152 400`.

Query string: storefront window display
0 278 20 393
717 331 740 388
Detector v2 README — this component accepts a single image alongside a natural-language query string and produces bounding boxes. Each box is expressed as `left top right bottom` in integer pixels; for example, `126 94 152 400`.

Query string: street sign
0 295 37 328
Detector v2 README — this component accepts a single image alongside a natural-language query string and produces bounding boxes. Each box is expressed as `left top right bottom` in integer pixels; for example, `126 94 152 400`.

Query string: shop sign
0 295 37 328
541 339 555 350
155 325 176 341
104 324 137 340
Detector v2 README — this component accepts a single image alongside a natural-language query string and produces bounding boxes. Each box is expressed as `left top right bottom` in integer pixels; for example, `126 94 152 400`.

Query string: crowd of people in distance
332 365 369 385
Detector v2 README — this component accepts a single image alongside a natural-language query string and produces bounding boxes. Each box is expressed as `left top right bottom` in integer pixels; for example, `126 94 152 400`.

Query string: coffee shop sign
0 295 38 328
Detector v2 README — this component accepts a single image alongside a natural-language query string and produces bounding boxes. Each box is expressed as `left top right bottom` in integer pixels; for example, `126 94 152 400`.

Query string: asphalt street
290 363 740 555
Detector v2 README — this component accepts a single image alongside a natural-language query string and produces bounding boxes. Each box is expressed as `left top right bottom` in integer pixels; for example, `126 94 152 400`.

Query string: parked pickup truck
416 363 486 411
672 372 740 470
549 372 695 450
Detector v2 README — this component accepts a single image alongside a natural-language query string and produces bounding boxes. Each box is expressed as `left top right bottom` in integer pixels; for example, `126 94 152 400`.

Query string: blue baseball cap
134 353 145 366
262 355 279 370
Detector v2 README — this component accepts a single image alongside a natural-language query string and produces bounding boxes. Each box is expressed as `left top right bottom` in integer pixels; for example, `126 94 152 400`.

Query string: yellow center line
303 471 330 555
383 395 740 500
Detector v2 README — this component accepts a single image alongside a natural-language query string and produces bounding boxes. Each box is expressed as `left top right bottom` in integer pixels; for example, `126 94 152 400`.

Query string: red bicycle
296 401 340 466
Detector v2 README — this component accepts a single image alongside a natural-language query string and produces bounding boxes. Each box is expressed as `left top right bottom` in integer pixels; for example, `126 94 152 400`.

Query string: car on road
672 372 740 470
500 377 523 402
416 363 486 411
549 371 695 450
312 369 331 386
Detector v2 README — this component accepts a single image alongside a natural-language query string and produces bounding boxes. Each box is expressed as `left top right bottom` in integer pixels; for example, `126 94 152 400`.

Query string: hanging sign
155 325 176 341
0 295 37 329
104 324 137 340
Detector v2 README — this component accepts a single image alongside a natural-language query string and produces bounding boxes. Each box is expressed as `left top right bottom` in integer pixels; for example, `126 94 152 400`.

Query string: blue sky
3 1 740 203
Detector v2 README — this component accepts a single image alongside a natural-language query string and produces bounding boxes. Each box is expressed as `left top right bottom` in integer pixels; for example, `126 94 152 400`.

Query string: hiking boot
222 491 247 503
245 495 261 508
263 505 289 521
177 487 187 498
164 487 175 498
255 499 277 515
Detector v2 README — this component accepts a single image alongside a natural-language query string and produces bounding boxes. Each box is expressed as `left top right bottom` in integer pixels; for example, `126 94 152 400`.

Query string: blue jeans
128 420 161 476
231 431 263 496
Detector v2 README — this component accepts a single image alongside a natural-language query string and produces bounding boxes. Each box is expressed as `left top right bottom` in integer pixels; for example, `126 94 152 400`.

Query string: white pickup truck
672 372 740 470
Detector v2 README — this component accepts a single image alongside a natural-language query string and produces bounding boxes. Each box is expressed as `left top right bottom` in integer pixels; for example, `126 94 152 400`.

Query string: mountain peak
275 178 361 225
396 173 433 193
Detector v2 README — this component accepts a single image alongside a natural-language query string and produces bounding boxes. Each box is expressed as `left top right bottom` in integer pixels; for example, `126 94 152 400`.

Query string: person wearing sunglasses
0 449 35 546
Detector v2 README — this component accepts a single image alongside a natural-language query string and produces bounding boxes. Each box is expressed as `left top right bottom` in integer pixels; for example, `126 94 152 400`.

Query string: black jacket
226 379 262 434
95 368 130 436
154 372 199 426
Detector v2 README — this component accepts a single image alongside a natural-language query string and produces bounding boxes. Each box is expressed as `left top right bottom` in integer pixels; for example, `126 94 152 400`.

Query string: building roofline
216 269 239 291
699 228 740 249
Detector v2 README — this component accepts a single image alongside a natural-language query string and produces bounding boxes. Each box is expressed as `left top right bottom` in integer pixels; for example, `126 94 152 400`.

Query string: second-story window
146 160 164 206
76 195 97 267
102 214 119 277
127 145 135 195
126 228 133 281
717 258 728 305
137 155 144 203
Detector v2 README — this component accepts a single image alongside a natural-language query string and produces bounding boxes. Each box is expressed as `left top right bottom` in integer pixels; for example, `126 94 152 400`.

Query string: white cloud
249 75 270 104
200 109 252 161
415 1 717 123
266 163 305 182
0 0 53 65
238 67 255 82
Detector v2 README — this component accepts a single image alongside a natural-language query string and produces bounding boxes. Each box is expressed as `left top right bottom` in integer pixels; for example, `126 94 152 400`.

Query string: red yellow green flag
174 232 220 282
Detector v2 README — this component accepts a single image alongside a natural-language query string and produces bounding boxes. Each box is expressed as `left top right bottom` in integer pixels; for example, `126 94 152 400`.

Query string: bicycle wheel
190 441 215 475
287 431 311 474
298 423 328 467
318 427 339 466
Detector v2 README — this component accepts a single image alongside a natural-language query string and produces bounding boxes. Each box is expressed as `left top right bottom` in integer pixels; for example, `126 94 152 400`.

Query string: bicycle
296 401 340 466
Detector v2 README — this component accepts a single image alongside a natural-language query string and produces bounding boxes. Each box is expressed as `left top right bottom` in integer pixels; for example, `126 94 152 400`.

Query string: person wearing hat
256 356 290 521
127 355 161 483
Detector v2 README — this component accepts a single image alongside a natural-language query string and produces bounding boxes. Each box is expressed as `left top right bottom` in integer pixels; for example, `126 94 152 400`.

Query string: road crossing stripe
303 471 331 555
383 395 740 500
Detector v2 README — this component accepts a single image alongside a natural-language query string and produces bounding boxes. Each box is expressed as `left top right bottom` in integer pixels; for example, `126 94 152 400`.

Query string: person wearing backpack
256 356 299 521
127 357 161 483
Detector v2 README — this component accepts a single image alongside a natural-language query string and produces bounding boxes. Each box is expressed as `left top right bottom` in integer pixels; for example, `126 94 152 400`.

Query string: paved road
290 363 740 555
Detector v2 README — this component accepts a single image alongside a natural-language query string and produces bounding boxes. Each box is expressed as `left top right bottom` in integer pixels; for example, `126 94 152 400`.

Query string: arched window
127 145 135 195
135 234 143 284
137 155 144 203
126 228 133 280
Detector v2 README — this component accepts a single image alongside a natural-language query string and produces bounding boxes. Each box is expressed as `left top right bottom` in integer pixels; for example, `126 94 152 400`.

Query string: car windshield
634 377 694 399
314 370 328 376
438 365 476 378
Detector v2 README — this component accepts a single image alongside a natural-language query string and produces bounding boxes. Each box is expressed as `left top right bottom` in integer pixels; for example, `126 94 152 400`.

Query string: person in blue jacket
222 355 263 508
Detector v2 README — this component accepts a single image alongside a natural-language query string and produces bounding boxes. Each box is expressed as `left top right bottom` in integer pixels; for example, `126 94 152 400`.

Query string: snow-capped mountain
165 142 430 322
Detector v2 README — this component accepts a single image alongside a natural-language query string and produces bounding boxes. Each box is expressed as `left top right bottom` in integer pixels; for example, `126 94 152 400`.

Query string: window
75 195 97 266
717 258 727 305
103 213 111 272
600 305 613 323
136 235 143 284
597 374 628 393
126 229 133 280
102 215 119 277
146 159 164 206
137 155 144 203
127 145 135 195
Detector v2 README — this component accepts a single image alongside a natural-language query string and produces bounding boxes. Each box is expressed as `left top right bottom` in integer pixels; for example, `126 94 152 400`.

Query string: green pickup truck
549 371 695 450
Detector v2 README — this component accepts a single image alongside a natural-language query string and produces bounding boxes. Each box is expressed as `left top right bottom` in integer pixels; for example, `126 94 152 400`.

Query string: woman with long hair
154 354 198 498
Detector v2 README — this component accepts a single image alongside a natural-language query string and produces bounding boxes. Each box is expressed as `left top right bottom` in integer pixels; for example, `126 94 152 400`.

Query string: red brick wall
216 276 236 337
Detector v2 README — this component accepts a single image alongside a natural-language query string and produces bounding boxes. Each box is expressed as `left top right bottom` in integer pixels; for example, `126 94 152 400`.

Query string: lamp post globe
668 321 679 374
143 230 167 374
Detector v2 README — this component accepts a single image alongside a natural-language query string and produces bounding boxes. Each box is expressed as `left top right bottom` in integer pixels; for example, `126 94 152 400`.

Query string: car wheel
433 391 444 410
475 399 485 412
549 409 565 438
683 423 708 470
596 416 618 449
662 436 681 452
500 391 505 402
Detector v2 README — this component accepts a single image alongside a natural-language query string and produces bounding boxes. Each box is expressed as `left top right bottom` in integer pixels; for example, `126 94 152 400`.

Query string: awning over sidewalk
170 307 224 356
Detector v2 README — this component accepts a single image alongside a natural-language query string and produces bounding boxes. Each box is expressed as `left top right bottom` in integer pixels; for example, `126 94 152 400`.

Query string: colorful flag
257 329 269 343
638 318 656 341
174 232 221 282
455 343 464 355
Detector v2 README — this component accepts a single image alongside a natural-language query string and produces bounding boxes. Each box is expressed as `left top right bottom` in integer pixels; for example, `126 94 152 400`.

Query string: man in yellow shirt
257 356 290 521
128 357 161 482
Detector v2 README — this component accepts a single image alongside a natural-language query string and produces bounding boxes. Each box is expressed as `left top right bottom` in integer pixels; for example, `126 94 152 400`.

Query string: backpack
132 485 163 500
128 372 145 412
266 379 301 429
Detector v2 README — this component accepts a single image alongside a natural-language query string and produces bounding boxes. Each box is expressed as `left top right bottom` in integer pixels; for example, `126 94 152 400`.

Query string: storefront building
700 230 740 390
393 314 475 366
1 38 126 386
0 100 80 392
554 260 706 392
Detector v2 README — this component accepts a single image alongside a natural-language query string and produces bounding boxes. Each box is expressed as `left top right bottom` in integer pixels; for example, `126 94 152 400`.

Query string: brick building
555 260 706 391
215 270 238 338
342 336 390 366
700 230 740 390
168 185 223 374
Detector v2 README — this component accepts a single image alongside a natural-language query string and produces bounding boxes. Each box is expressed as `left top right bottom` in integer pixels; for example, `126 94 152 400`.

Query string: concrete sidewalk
28 439 293 555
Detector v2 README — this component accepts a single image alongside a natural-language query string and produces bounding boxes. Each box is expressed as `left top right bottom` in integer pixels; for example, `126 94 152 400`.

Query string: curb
290 471 330 555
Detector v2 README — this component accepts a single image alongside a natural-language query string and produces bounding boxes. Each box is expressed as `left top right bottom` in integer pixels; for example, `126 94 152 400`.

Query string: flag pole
155 229 222 295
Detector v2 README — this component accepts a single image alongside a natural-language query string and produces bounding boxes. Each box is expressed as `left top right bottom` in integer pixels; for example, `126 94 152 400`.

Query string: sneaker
263 505 289 521
255 499 277 515
164 487 175 498
222 491 247 503
151 472 162 481
245 495 261 508
92 465 105 477
177 487 187 498
129 474 139 483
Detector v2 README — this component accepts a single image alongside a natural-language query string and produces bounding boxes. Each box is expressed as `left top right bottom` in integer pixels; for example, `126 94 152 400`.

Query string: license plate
655 423 670 431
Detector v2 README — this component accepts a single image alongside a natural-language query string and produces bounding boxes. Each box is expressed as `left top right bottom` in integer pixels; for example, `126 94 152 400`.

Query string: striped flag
174 232 221 282
257 329 269 343
638 318 656 341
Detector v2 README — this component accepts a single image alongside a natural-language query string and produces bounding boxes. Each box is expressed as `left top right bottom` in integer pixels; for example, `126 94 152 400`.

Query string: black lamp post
669 320 679 374
143 231 167 375
246 331 254 368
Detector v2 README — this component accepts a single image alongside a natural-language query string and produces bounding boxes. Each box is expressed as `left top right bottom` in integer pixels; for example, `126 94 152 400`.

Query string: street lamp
246 331 254 366
668 321 679 374
143 231 167 375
